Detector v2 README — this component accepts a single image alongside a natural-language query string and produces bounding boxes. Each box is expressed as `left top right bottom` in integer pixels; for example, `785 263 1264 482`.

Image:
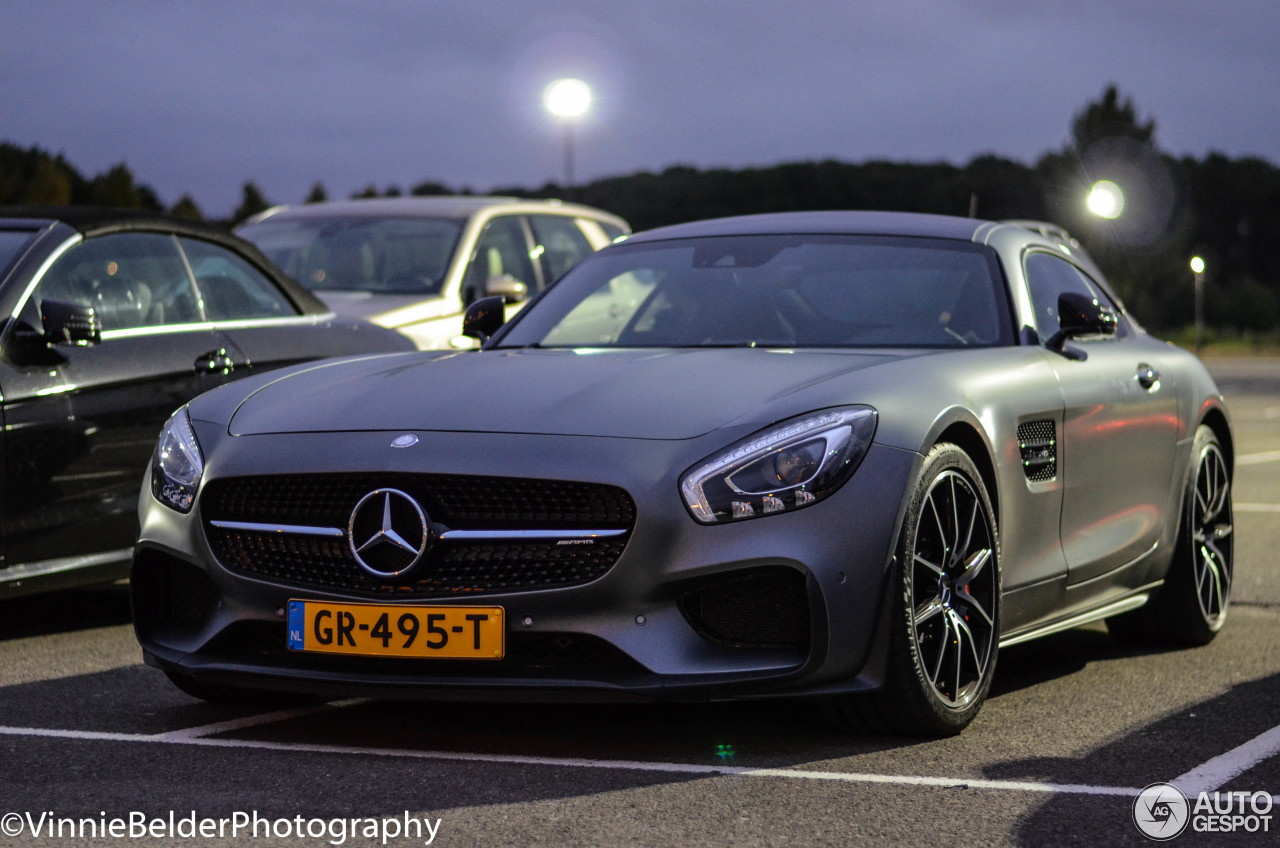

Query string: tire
831 443 1001 736
1107 425 1233 647
163 669 316 707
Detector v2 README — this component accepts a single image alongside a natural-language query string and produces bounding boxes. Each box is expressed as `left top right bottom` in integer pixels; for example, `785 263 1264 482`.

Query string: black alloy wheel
831 443 1000 736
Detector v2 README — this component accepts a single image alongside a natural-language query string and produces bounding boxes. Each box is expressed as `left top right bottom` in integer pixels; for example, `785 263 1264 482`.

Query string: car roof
0 204 242 243
0 205 329 315
240 196 628 227
624 210 992 243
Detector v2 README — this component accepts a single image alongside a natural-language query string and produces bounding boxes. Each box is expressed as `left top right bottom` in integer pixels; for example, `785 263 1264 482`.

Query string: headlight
681 406 877 524
151 407 204 513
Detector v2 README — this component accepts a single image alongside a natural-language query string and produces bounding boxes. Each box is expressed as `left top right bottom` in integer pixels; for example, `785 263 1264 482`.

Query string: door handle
194 348 236 376
1136 364 1160 390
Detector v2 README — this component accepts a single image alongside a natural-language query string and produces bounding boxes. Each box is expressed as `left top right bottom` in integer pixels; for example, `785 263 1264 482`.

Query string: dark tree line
3 85 1278 338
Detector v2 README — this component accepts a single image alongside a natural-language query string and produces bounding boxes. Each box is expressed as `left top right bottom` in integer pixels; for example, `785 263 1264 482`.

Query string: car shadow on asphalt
989 624 1155 697
990 670 1280 847
0 582 133 640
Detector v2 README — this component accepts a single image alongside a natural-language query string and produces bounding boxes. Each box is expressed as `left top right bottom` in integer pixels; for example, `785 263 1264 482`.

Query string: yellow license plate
287 600 504 659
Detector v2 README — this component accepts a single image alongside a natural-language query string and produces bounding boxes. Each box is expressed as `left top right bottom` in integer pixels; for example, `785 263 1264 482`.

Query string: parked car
236 196 630 349
0 206 415 598
134 211 1232 736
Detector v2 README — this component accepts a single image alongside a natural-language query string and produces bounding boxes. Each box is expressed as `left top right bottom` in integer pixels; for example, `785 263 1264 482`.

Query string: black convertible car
132 211 1232 735
0 207 414 598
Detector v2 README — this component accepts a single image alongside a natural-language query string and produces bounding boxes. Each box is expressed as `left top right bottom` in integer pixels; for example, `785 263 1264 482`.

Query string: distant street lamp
1191 255 1207 352
543 78 592 193
1086 180 1125 220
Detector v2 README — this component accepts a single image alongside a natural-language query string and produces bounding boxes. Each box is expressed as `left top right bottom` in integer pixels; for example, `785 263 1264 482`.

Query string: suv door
1025 251 1180 584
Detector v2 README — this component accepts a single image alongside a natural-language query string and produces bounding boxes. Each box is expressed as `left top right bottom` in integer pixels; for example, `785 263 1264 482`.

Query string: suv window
529 215 595 284
1024 252 1120 340
464 216 536 304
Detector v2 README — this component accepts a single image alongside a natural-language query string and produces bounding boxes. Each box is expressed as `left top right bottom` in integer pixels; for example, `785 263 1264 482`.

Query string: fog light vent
679 568 810 650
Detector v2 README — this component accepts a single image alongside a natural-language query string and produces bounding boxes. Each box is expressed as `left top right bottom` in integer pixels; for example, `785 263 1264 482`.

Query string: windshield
0 230 37 279
497 235 1013 349
237 215 465 295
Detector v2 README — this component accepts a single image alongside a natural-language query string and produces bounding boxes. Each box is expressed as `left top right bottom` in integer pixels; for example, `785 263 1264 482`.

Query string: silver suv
238 196 630 349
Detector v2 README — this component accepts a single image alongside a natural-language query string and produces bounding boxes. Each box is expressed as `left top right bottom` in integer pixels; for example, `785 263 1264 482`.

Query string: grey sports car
132 211 1233 736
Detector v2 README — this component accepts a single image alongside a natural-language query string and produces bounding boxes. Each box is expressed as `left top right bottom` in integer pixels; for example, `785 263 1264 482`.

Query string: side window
464 217 535 304
1024 252 1117 340
529 215 595 284
180 237 297 321
598 222 627 243
22 233 193 332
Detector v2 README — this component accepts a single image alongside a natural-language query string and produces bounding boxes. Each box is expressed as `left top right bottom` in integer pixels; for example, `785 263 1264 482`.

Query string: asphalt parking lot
1 357 1278 847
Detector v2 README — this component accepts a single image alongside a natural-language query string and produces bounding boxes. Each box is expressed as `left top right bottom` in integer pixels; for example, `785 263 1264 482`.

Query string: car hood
227 347 922 440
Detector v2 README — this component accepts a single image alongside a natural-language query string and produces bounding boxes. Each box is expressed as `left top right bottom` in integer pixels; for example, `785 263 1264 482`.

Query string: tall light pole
543 78 592 194
1191 255 1207 353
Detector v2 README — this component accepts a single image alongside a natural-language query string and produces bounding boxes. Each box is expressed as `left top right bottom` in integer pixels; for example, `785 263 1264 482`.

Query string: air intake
1017 420 1057 482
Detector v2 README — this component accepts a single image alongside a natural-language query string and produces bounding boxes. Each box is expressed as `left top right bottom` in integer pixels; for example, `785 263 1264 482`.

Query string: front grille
202 473 635 598
679 568 811 650
204 473 634 529
202 621 648 679
1017 420 1057 482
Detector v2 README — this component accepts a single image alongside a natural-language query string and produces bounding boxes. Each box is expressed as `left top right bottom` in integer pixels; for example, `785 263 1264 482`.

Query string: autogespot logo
1134 783 1191 840
348 488 430 578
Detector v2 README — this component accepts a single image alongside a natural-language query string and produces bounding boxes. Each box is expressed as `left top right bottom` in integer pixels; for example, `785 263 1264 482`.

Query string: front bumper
133 425 919 702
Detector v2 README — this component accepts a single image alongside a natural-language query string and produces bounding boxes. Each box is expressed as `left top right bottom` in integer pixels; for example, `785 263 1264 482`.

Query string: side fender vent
1018 420 1057 482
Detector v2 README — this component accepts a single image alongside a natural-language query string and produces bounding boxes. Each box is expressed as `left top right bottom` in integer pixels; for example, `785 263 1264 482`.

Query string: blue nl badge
288 601 305 650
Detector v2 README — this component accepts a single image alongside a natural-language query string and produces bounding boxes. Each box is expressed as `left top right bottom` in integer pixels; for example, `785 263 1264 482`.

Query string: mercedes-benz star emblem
348 488 430 578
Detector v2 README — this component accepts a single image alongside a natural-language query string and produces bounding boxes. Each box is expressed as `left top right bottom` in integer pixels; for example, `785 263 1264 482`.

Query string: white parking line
156 700 363 740
3 722 1277 802
0 723 1136 797
1236 503 1280 513
1237 450 1280 466
1174 725 1280 797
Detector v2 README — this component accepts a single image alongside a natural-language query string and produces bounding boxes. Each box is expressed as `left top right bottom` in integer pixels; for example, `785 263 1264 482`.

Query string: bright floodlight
543 79 592 118
1087 180 1125 219
1190 256 1206 274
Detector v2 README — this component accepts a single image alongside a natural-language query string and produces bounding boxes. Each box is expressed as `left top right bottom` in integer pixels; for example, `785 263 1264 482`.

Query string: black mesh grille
202 473 635 598
1017 420 1057 482
679 568 811 650
203 473 634 529
202 621 648 679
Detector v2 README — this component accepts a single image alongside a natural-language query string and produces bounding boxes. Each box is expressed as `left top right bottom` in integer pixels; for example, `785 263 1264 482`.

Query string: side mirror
462 295 506 343
486 276 527 304
1045 291 1116 355
42 299 101 347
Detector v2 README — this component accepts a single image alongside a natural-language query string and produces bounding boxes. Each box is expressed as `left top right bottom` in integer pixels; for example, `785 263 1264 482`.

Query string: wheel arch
931 418 1001 531
1199 403 1234 477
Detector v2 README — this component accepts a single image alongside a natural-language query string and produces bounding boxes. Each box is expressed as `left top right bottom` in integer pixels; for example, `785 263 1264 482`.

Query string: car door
1024 251 1180 584
0 231 239 569
178 235 333 372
